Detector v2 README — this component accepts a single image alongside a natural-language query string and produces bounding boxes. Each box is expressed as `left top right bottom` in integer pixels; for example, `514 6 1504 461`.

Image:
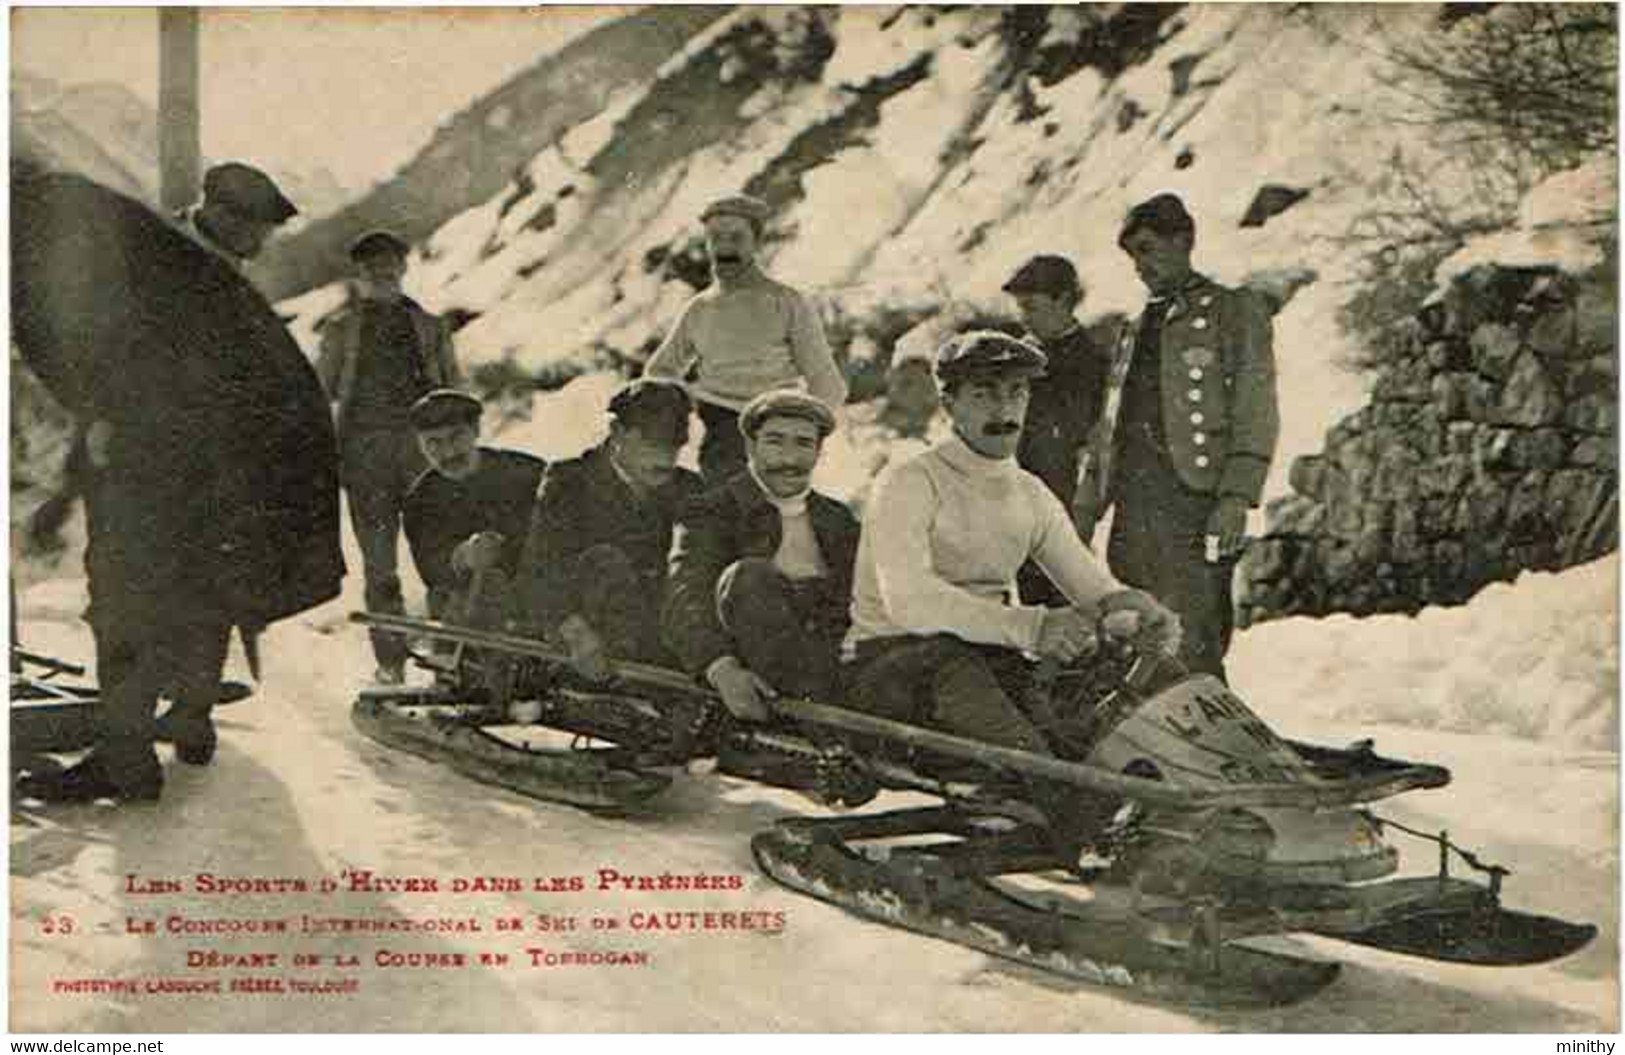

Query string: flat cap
1119 192 1196 249
350 229 411 261
607 378 693 440
738 388 836 440
1002 254 1080 298
935 330 1048 384
203 162 298 224
409 389 483 430
700 193 770 227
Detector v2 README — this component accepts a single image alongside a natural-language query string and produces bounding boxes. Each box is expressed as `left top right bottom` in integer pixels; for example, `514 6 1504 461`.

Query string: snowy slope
279 5 1517 503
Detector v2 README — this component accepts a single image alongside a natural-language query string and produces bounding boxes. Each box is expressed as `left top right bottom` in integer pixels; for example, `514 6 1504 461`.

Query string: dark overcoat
11 168 345 632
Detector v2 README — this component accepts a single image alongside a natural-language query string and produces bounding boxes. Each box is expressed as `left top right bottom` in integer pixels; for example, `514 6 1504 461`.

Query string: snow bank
1435 158 1617 287
1233 554 1619 752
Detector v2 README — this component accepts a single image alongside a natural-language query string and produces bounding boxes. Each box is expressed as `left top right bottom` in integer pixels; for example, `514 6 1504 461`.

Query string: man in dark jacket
518 380 701 682
10 165 344 803
316 230 460 684
663 390 858 720
402 390 545 624
1003 254 1110 605
1081 194 1280 680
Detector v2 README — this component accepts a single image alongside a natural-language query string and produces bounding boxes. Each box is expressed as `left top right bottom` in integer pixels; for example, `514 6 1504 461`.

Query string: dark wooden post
158 7 201 213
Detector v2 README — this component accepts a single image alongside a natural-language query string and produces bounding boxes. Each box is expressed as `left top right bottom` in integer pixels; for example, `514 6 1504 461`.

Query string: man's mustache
982 422 1021 436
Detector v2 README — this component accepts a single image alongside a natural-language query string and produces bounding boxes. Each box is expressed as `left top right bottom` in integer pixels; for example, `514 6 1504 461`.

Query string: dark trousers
341 427 425 672
92 615 230 792
844 635 1049 752
842 634 1117 846
1107 451 1234 680
716 558 843 699
697 403 747 486
565 544 670 665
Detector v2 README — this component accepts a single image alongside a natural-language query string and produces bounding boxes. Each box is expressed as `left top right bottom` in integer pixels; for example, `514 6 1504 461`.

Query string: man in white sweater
645 194 849 483
845 331 1179 845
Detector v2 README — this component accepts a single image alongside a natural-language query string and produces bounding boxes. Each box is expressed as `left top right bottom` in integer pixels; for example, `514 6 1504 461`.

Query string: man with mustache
644 194 848 483
518 379 702 683
317 229 461 685
663 390 858 721
401 390 545 629
1080 194 1280 681
843 331 1179 851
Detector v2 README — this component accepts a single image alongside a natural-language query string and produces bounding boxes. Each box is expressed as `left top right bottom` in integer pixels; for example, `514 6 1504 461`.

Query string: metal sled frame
348 611 1598 1007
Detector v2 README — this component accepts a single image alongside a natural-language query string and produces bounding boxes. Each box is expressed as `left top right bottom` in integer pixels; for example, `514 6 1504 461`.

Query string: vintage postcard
8 4 1618 1034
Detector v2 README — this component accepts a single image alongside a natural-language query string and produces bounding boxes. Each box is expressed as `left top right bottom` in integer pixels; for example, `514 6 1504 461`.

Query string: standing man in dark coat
316 230 460 684
10 164 345 803
518 380 702 682
1002 254 1110 605
402 390 545 624
1081 194 1280 681
663 391 859 720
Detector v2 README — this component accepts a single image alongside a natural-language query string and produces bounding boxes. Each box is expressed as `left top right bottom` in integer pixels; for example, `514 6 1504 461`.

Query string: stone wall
1240 258 1617 622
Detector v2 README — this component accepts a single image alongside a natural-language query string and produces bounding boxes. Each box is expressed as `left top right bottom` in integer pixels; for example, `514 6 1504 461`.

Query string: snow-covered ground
11 4 1616 1034
11 527 1617 1032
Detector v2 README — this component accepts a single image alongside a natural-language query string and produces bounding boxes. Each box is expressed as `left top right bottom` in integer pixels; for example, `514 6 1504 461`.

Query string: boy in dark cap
842 331 1179 853
645 193 848 483
402 390 545 628
664 389 858 720
1085 192 1279 681
316 229 461 683
1002 253 1110 603
517 379 703 682
174 161 299 270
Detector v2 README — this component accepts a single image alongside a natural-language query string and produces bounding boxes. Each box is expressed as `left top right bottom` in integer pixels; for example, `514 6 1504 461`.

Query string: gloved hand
705 655 775 722
556 613 612 684
451 531 507 576
1035 607 1100 664
1097 589 1182 658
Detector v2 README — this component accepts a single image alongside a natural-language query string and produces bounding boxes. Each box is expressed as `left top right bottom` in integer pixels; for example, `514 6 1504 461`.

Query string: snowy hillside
12 71 356 218
282 4 1542 502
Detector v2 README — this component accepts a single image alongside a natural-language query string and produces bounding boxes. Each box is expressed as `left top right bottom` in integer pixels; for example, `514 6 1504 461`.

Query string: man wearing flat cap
664 389 858 720
843 331 1179 853
517 379 703 683
175 161 299 272
317 229 461 683
1002 253 1111 604
402 390 545 629
11 162 342 803
1083 192 1279 681
645 193 848 483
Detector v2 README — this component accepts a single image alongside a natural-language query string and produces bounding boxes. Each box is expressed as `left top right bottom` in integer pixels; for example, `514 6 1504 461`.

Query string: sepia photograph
7 3 1619 1034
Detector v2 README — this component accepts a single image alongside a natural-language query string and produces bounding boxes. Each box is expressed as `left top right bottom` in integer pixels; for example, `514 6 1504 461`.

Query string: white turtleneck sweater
749 468 828 581
846 433 1121 653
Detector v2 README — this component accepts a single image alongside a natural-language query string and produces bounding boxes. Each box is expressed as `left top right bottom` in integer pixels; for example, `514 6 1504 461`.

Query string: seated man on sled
843 331 1180 849
663 390 859 722
518 379 703 683
402 390 546 630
